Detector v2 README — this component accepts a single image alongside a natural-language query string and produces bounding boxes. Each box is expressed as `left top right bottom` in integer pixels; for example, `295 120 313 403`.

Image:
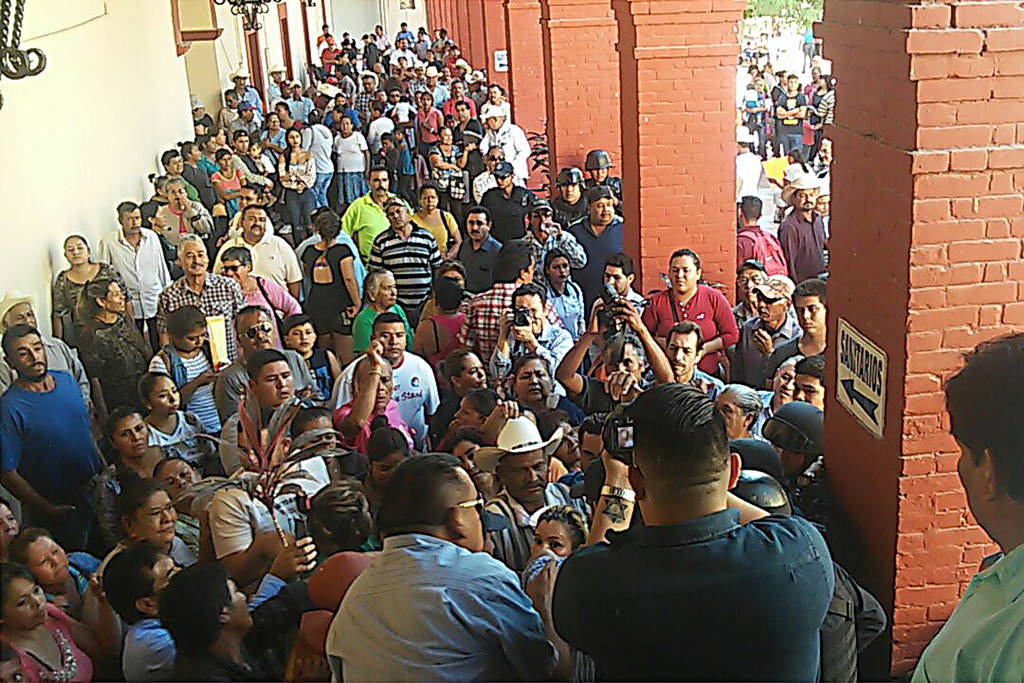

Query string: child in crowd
149 306 222 434
283 315 343 405
139 371 217 475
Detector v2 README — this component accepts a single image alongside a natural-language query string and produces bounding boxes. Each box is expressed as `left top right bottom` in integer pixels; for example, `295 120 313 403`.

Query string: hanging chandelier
0 0 47 111
212 0 284 31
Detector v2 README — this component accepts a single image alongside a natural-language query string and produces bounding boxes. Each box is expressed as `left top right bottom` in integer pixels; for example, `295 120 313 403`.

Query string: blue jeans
312 172 333 209
781 133 802 156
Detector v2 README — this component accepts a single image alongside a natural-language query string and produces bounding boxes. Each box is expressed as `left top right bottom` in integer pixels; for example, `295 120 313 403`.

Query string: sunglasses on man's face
755 290 784 305
244 322 274 339
221 264 243 274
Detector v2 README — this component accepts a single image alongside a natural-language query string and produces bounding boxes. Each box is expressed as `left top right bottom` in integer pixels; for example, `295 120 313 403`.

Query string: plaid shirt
527 230 587 286
354 89 376 124
156 273 246 361
456 282 563 363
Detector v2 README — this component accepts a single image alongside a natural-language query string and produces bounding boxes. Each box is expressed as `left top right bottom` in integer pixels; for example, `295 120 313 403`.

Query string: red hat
325 76 339 85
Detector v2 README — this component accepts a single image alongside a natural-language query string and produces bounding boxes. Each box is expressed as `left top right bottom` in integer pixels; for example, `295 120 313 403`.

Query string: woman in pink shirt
219 245 302 348
334 342 414 453
1 563 100 682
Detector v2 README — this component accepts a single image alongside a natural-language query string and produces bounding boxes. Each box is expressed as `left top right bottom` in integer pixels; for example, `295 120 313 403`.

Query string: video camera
601 403 635 464
597 282 625 340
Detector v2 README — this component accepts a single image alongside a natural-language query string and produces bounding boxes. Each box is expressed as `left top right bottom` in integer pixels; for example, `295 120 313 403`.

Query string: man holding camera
555 297 673 415
551 384 834 680
489 283 573 383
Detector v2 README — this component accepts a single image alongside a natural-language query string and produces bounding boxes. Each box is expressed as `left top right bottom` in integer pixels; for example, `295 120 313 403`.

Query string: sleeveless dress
301 242 356 335
423 311 466 389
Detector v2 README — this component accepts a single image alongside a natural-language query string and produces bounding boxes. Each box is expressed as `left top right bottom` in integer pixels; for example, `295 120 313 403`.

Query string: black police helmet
729 438 785 482
732 470 792 516
555 166 584 187
585 149 612 171
763 401 824 457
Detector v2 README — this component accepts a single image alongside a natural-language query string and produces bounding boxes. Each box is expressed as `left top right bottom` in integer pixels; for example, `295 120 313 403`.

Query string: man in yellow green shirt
341 164 403 260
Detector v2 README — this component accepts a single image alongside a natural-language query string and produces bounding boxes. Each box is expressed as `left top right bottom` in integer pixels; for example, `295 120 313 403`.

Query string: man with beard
779 175 827 284
568 187 624 306
0 295 91 401
550 167 588 229
342 165 402 260
1 325 103 550
664 322 723 398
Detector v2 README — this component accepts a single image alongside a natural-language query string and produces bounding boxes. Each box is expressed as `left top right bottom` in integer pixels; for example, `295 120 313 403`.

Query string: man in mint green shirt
342 165 401 259
912 333 1024 682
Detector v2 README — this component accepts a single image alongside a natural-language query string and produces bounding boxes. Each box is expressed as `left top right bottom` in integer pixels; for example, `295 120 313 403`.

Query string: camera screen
616 425 634 450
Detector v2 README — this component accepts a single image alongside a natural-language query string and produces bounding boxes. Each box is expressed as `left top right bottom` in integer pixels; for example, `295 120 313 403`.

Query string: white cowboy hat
454 58 471 71
780 173 822 206
425 65 440 79
229 69 250 80
736 126 756 144
467 70 485 84
360 70 379 85
317 82 341 98
475 417 563 474
269 64 287 75
0 292 36 329
480 103 505 120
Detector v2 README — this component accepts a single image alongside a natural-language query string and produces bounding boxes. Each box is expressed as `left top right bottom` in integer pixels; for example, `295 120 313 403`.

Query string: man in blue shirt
568 186 624 307
229 70 264 126
326 454 560 681
0 325 103 550
552 383 834 680
285 81 315 124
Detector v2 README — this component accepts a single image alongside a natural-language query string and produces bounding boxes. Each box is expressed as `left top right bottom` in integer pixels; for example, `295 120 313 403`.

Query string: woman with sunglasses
218 246 301 349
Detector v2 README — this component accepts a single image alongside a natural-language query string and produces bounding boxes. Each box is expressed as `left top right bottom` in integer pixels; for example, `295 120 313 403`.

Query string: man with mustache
0 325 103 551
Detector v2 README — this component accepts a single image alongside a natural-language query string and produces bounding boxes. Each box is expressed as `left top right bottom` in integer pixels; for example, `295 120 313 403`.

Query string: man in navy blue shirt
568 186 624 307
0 325 103 550
552 383 834 680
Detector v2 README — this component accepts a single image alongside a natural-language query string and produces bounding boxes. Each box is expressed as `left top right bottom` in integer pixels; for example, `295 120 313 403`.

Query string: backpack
737 228 789 277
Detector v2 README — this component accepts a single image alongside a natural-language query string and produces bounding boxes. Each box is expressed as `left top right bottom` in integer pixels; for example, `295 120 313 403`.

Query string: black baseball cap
586 186 613 204
493 161 514 178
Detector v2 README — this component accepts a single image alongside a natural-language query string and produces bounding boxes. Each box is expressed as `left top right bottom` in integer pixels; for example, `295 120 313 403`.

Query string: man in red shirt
641 248 739 376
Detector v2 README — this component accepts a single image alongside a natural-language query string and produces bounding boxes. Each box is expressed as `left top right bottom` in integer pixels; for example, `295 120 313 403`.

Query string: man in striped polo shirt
368 198 442 325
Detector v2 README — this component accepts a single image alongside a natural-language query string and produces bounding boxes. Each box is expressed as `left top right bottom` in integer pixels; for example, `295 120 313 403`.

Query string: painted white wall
381 0 428 37
329 0 383 43
0 0 192 330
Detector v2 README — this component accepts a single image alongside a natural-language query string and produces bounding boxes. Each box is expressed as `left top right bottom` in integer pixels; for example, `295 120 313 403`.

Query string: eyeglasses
755 290 784 305
244 322 274 339
487 156 503 161
454 498 484 515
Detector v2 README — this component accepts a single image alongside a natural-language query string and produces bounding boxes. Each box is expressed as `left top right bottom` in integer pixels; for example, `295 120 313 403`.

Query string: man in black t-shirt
480 161 535 244
774 73 807 155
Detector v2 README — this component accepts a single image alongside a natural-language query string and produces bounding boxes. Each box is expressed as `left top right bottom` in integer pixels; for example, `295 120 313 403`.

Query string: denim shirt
548 279 586 340
552 510 834 681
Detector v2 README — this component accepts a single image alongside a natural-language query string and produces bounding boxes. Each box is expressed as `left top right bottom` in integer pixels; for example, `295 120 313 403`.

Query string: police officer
551 167 588 229
584 149 624 212
762 400 850 563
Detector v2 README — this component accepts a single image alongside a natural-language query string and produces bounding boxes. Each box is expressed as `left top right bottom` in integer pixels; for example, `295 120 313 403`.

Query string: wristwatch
600 485 636 502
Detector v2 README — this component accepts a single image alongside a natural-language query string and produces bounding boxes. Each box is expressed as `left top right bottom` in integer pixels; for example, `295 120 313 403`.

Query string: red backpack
737 228 789 277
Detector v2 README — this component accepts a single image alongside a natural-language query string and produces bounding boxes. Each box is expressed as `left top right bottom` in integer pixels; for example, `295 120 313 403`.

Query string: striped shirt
149 354 222 434
368 227 442 307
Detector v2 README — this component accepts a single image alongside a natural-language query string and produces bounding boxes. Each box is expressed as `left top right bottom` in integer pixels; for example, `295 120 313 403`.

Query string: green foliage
744 0 823 27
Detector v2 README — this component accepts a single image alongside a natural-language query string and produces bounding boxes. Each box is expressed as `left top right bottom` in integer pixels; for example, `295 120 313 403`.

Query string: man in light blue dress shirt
326 454 559 681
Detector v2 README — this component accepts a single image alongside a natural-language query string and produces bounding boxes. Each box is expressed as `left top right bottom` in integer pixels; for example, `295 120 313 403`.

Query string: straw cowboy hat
780 173 822 206
269 64 287 75
0 291 36 330
475 417 563 474
229 68 250 81
359 70 379 87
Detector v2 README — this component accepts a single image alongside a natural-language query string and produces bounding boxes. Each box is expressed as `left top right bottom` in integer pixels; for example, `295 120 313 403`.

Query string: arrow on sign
841 379 879 424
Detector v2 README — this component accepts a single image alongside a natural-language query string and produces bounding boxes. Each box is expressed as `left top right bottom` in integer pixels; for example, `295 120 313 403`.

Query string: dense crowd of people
0 21 1020 683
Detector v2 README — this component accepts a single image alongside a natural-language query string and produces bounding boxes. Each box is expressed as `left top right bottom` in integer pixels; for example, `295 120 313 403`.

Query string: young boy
148 305 222 433
392 127 417 205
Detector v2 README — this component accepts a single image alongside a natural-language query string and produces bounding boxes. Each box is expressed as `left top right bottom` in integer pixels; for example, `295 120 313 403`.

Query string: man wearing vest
737 196 788 277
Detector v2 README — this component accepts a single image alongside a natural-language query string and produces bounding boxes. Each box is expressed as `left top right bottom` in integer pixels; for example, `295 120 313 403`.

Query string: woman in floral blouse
279 126 316 245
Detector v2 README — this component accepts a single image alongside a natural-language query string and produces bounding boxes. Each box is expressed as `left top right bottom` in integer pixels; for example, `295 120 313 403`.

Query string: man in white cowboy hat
476 414 584 571
778 173 827 284
228 68 264 125
480 103 531 186
467 70 488 112
0 293 90 402
453 58 472 82
424 65 449 108
267 64 288 106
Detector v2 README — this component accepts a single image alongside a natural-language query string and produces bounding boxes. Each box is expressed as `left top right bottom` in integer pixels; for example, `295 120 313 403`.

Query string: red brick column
818 0 1024 675
505 0 550 152
612 0 743 294
481 0 511 91
539 0 622 176
466 0 488 68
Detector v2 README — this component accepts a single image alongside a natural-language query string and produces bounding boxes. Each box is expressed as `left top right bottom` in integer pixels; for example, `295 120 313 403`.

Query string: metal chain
0 0 45 110
11 0 25 49
1 0 11 50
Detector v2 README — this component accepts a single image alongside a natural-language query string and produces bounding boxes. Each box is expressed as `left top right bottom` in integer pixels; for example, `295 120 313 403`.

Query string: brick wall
540 0 623 177
819 0 1024 675
613 0 743 295
506 0 550 160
